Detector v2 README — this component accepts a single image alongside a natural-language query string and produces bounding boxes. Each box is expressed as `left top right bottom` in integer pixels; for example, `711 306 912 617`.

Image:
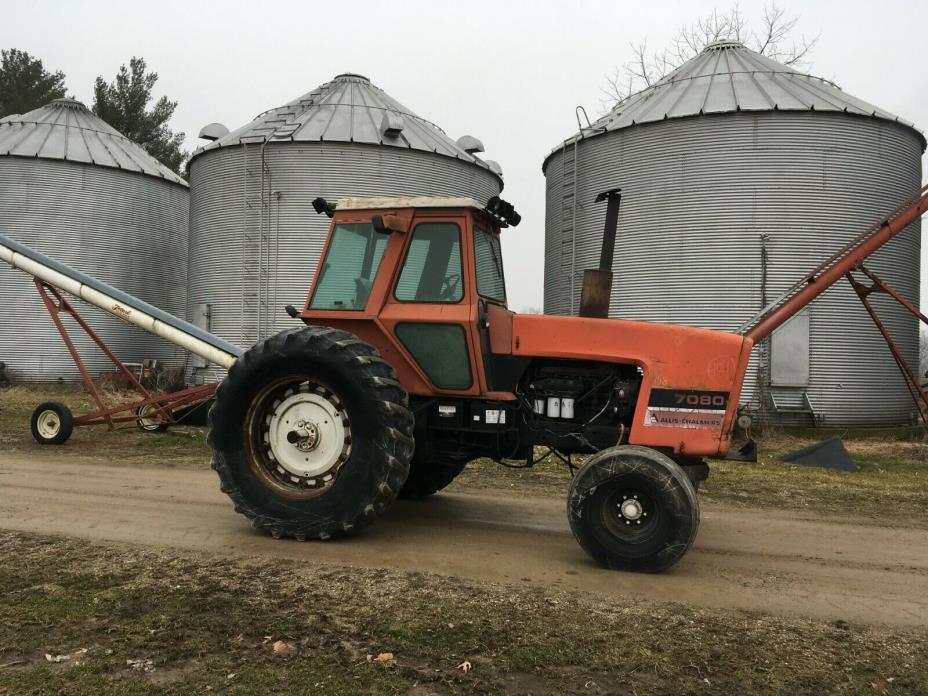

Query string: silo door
770 310 810 387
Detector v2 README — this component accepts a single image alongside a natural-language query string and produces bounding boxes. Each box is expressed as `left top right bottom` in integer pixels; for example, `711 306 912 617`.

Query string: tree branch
600 2 819 112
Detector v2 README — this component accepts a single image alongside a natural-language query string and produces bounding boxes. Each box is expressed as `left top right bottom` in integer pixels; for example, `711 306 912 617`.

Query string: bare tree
602 3 819 108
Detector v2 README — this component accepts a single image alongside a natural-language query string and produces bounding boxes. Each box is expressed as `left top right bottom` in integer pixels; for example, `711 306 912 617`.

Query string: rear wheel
567 445 699 573
209 326 414 540
30 402 74 445
135 403 170 432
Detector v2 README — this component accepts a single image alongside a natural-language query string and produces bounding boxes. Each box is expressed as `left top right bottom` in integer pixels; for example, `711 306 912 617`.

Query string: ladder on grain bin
0 234 244 442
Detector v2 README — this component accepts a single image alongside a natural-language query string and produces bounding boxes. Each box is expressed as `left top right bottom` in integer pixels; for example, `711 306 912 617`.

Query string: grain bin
543 41 924 427
0 99 189 382
187 73 502 380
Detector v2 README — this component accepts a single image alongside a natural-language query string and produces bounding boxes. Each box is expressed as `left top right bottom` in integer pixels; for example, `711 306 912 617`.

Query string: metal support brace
845 265 928 425
32 279 216 430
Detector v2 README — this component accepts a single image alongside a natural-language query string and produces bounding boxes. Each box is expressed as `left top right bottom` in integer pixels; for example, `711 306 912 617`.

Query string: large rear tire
209 326 414 540
567 445 699 573
398 452 466 499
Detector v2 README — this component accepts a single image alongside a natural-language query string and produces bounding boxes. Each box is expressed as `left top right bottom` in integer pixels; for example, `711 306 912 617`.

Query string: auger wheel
209 326 414 540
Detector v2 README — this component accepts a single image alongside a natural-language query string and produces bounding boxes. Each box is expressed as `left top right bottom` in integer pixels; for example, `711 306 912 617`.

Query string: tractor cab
300 196 523 399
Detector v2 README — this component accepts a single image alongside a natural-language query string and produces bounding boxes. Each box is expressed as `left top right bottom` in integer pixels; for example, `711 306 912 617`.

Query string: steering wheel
439 274 461 301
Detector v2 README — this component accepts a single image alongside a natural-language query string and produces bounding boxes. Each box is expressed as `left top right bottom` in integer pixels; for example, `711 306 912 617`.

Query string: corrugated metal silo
543 42 925 426
187 73 503 380
0 99 189 382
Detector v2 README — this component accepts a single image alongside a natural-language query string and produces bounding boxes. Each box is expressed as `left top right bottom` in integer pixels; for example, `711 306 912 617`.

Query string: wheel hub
36 411 61 439
261 383 351 485
616 493 649 526
288 420 320 452
620 498 643 521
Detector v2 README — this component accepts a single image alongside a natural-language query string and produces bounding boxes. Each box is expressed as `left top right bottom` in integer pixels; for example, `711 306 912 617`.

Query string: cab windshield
310 223 387 310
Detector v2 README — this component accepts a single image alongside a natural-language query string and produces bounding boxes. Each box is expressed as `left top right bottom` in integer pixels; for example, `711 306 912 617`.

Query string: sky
2 0 926 313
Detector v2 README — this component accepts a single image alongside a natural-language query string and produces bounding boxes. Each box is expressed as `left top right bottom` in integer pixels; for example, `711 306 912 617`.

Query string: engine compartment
412 359 642 463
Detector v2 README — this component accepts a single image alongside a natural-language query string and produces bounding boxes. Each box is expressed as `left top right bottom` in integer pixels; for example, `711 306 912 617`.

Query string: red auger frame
30 278 216 442
740 183 928 426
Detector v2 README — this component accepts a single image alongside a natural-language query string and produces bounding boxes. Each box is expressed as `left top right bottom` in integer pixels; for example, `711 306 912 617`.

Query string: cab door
472 221 522 394
377 214 484 397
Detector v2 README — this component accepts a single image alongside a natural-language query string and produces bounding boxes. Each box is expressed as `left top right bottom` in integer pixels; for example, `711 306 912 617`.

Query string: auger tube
0 233 242 369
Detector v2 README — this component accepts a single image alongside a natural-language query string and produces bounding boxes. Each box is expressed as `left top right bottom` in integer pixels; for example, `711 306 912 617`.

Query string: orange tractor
4 187 925 572
205 187 928 572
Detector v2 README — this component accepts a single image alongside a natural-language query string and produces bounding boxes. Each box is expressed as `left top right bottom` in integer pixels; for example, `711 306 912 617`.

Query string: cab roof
335 196 485 211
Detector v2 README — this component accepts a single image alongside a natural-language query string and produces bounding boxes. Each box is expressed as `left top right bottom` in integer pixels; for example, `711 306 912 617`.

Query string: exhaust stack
578 188 621 318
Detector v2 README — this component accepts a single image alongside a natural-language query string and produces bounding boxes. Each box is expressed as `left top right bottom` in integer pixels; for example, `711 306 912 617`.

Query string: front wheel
31 402 74 445
567 445 699 573
209 326 414 540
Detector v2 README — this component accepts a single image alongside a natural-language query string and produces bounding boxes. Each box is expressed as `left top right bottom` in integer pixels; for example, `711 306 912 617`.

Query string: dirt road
1 452 925 628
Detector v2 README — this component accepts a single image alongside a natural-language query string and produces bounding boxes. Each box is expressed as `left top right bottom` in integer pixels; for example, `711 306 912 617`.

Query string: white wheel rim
138 404 163 430
37 410 61 439
263 384 350 483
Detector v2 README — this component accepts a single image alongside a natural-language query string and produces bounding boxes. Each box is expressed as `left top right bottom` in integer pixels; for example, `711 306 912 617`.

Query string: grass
0 384 210 469
0 531 926 695
2 383 927 525
701 434 928 522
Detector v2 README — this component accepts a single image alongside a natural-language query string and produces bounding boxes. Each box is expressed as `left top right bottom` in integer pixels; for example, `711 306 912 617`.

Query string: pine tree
93 57 187 175
0 49 68 118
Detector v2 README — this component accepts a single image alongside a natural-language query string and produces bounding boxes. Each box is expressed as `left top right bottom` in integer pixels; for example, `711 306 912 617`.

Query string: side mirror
372 214 409 235
312 197 335 217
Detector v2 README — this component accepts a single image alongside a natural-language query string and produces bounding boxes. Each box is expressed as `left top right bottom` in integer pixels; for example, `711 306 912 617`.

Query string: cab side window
474 226 506 302
310 223 387 311
395 222 463 303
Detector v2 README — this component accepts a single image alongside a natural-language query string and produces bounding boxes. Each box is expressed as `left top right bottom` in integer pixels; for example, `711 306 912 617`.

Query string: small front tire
567 445 699 573
30 402 74 445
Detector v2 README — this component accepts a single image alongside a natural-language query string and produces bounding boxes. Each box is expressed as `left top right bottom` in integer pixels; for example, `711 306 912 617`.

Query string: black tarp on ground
781 437 859 472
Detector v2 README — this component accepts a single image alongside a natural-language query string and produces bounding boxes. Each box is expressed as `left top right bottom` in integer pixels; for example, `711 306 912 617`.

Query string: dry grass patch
0 384 210 469
0 531 926 695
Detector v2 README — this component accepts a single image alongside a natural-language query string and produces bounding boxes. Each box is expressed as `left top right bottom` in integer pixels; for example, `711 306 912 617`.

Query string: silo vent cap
332 72 370 83
380 111 405 138
456 135 485 154
49 98 89 110
702 40 745 52
198 122 230 141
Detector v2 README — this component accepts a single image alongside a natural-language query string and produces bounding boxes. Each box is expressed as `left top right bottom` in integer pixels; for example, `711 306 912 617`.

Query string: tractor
6 185 925 573
206 186 928 572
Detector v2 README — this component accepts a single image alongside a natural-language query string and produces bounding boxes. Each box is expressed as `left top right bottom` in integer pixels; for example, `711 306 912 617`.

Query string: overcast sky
3 0 926 313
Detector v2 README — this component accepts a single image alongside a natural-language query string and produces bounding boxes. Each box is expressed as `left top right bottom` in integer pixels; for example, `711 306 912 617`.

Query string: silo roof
0 98 187 187
545 41 926 167
192 73 499 180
